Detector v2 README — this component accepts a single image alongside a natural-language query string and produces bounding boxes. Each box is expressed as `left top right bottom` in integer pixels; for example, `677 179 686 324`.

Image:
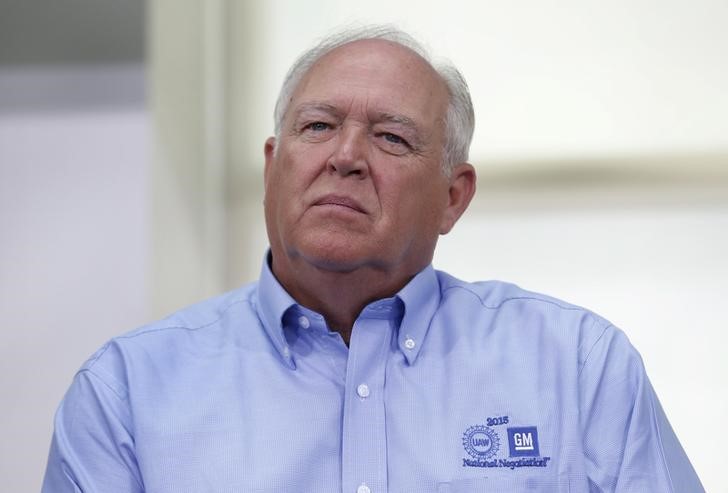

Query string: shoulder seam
114 296 254 341
441 283 590 312
83 295 254 372
80 296 256 402
84 343 112 369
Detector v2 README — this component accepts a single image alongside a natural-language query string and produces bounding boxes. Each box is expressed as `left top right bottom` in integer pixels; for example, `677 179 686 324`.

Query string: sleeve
42 368 144 493
578 325 704 493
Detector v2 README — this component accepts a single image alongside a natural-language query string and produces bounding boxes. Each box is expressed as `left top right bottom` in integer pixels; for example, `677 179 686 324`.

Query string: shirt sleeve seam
77 367 129 402
69 370 144 490
647 385 677 492
577 322 611 378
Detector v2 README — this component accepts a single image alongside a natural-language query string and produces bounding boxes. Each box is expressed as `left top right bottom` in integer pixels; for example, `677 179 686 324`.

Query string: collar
255 252 441 368
256 253 298 369
395 264 441 365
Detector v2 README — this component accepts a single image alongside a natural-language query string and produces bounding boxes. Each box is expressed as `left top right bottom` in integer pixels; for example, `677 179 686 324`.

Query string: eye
304 121 331 132
376 132 411 154
377 132 412 149
382 133 407 145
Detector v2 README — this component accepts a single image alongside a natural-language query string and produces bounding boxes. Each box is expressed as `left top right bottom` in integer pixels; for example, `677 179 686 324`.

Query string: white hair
273 25 475 176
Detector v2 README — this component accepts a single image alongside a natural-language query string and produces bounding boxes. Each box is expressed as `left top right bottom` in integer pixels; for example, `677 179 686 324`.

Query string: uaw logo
462 425 500 462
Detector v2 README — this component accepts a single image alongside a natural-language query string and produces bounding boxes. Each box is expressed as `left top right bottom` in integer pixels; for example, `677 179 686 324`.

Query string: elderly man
43 26 703 492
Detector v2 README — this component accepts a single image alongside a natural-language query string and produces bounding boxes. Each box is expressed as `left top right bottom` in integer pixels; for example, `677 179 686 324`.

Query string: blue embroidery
462 425 500 460
486 415 509 426
507 426 540 457
462 422 549 468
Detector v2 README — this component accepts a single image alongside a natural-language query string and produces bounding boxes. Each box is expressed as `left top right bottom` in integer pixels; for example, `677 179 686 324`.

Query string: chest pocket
438 476 564 492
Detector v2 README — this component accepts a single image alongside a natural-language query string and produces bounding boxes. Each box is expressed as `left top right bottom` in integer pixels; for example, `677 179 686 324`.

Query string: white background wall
0 66 149 491
0 3 148 488
1 1 726 491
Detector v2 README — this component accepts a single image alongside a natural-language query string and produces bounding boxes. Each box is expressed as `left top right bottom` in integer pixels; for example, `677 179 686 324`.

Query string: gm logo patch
507 426 540 457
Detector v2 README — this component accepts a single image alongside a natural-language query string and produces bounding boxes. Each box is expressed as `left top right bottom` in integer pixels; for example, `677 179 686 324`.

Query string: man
43 26 703 492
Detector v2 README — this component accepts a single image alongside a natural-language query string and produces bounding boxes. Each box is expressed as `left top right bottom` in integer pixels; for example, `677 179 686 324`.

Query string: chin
301 246 368 273
292 234 378 273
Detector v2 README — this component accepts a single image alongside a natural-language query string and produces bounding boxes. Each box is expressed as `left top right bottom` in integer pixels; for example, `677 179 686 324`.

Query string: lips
312 194 366 214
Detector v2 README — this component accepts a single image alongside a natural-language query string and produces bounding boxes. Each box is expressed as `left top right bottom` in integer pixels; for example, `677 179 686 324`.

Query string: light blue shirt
43 258 704 492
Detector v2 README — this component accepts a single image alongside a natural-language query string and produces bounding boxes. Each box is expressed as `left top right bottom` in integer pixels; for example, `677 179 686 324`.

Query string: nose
326 125 369 179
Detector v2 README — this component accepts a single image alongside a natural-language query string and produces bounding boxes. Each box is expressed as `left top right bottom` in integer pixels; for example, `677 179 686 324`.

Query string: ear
439 163 476 235
263 136 277 186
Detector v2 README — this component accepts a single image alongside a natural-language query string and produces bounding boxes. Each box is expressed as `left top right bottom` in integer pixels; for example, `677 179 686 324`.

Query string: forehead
289 39 448 127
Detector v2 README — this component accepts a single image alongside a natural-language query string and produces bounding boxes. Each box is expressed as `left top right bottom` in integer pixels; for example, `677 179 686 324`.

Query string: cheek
287 139 333 164
275 145 329 186
381 177 445 228
266 154 319 220
268 152 303 190
264 168 296 229
407 183 449 231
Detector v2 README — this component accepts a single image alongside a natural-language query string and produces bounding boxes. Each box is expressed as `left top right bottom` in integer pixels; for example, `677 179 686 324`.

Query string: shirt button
298 316 310 329
404 337 416 350
357 484 371 493
356 384 370 398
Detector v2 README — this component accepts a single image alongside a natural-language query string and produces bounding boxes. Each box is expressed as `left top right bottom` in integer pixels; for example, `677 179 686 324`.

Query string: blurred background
1 1 726 491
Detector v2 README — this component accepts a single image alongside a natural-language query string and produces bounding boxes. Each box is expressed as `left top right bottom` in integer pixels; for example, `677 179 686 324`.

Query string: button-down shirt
43 258 704 492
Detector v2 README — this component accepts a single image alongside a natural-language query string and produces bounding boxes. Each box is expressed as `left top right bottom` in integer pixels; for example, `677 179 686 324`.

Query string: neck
271 254 420 344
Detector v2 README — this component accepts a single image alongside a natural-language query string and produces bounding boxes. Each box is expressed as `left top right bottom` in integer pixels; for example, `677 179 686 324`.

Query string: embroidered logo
462 419 551 469
462 425 500 460
507 426 540 457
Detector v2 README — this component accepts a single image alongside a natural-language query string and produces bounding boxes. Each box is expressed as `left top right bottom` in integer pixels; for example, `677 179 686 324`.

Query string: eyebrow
292 102 341 120
374 112 419 131
293 103 419 128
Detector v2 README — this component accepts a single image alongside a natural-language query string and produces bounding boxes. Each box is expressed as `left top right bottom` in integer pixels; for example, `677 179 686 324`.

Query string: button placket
341 316 391 493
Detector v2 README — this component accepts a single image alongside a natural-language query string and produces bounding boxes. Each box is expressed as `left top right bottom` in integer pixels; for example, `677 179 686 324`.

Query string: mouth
312 194 366 214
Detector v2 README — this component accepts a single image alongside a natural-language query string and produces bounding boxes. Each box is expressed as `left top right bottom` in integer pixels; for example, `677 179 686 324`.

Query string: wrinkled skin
263 39 476 338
